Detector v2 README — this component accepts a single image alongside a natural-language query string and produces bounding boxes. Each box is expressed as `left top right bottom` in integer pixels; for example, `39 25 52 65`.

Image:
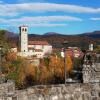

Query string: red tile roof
34 49 43 52
29 41 50 45
28 47 34 50
28 47 43 52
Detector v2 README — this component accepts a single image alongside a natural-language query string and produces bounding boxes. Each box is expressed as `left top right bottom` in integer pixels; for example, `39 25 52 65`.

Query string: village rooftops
28 41 50 45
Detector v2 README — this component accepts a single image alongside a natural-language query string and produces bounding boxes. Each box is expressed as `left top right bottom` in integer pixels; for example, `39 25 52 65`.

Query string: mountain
44 32 60 36
3 30 100 49
4 30 18 38
81 31 100 39
28 33 96 49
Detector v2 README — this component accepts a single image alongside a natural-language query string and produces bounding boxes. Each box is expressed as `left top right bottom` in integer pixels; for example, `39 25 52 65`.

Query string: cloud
0 3 100 16
1 23 67 27
0 15 82 24
23 23 67 27
18 0 44 3
90 17 100 21
1 15 81 27
0 15 82 27
9 16 82 22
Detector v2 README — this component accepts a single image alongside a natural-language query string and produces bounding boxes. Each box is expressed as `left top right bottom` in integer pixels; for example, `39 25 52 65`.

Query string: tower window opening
25 28 27 32
22 28 24 31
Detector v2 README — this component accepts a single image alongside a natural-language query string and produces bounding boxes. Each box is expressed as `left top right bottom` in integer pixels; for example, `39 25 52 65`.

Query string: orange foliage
50 55 64 78
39 66 50 84
5 52 73 87
6 52 17 61
25 64 36 77
18 62 26 85
50 55 58 65
66 53 73 73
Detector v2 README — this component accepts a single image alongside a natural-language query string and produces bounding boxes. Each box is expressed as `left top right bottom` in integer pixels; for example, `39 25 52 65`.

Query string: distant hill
29 32 97 49
4 30 18 38
3 30 100 49
80 31 100 39
44 32 61 36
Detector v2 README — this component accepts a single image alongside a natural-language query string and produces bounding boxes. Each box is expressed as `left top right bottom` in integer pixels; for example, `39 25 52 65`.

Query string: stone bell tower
19 26 28 54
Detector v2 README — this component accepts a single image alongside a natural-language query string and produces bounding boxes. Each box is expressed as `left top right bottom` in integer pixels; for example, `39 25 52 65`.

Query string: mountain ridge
3 30 100 49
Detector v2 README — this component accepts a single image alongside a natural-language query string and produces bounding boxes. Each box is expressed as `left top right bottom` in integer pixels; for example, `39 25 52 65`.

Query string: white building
28 41 52 58
89 44 93 51
18 26 52 58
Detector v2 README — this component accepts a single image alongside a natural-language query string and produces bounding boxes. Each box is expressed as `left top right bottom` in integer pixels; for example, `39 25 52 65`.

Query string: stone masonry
0 81 100 100
83 63 100 83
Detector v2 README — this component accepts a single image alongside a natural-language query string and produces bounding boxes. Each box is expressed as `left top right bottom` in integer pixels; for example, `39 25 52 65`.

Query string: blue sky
0 0 100 35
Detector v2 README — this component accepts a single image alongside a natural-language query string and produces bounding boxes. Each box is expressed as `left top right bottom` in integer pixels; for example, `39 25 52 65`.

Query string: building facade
28 41 52 58
18 26 52 58
19 26 28 53
18 26 28 57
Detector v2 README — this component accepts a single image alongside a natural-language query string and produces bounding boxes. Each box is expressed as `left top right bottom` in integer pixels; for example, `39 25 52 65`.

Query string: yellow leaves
50 54 64 79
5 52 17 61
5 52 74 87
25 64 36 77
66 53 73 73
39 66 50 84
18 61 36 86
17 61 26 85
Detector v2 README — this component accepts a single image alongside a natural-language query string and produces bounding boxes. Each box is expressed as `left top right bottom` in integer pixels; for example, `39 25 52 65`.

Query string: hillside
81 31 100 39
29 33 97 49
4 31 100 49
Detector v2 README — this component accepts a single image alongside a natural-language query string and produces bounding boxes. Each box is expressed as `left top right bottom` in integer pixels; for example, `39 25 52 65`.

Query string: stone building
17 26 52 58
18 26 28 57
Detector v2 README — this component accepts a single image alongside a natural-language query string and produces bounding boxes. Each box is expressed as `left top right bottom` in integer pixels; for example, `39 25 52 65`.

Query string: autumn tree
5 52 17 62
49 54 64 83
66 53 73 73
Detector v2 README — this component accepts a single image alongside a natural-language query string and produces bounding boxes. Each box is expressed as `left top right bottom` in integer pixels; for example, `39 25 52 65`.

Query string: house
28 41 52 58
61 47 83 58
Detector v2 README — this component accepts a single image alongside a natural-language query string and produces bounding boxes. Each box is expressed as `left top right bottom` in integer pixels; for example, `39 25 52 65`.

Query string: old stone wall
0 82 100 100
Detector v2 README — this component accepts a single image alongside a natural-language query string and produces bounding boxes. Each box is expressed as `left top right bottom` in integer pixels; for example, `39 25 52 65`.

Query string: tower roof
19 25 28 28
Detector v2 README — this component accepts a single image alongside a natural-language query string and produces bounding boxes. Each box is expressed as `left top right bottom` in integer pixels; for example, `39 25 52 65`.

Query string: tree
66 54 73 73
5 52 17 62
49 54 64 83
0 30 11 54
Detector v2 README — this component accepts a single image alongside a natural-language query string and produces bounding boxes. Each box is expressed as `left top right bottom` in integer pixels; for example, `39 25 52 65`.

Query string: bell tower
19 26 28 53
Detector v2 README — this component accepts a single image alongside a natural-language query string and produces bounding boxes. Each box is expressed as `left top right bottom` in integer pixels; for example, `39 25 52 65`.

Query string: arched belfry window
22 28 24 31
25 28 27 32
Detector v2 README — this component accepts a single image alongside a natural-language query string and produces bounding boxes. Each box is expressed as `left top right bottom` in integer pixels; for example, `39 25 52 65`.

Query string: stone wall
0 82 100 100
83 63 100 83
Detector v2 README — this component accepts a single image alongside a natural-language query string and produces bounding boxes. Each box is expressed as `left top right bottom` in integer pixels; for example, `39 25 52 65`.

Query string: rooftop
29 41 50 45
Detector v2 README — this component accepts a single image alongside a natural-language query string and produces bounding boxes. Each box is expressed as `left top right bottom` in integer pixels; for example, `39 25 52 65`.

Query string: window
25 28 27 32
34 45 36 49
98 92 100 97
12 97 17 100
22 28 24 31
42 45 44 49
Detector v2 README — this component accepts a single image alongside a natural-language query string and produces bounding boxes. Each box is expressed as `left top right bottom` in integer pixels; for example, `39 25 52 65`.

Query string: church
16 26 52 58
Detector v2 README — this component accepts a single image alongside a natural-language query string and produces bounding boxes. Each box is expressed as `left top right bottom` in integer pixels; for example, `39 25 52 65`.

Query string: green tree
0 30 11 55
